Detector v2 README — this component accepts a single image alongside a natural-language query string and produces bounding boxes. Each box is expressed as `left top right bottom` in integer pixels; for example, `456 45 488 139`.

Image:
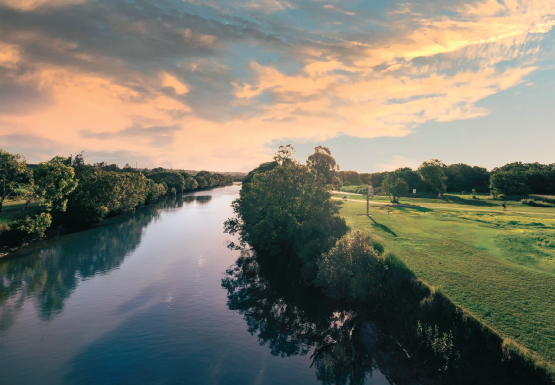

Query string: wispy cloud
0 0 554 170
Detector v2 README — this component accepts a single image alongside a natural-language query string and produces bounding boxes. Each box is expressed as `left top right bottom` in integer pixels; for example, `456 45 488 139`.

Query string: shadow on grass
396 206 432 213
368 215 398 237
443 195 497 207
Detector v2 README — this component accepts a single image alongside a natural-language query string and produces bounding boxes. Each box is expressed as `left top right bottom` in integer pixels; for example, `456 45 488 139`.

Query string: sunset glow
1 0 554 171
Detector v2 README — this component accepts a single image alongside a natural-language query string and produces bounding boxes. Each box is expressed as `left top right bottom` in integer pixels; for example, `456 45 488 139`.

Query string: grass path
337 197 555 369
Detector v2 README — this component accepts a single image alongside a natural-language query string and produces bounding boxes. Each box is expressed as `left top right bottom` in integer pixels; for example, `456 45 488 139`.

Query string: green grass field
336 193 555 369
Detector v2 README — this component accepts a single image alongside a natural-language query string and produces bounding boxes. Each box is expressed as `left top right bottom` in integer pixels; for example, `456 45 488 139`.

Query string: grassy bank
336 193 555 377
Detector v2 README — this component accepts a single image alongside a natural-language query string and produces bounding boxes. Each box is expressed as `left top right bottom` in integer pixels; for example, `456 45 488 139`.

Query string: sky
1 0 554 172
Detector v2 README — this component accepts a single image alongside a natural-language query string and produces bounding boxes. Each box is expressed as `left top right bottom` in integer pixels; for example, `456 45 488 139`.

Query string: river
0 184 396 385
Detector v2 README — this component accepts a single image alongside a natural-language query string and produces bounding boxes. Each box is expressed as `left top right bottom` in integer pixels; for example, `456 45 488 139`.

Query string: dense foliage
316 230 386 303
224 145 347 280
345 160 554 198
0 149 232 246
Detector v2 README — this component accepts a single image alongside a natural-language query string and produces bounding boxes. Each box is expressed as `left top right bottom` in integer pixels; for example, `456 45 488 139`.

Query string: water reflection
0 195 210 332
222 253 386 385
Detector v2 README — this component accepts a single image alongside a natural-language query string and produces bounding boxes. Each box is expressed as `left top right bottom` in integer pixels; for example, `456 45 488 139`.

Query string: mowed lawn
337 194 555 368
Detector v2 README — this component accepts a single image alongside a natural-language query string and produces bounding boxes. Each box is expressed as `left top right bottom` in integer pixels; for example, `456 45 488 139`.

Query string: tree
0 149 32 215
332 176 343 190
391 178 409 202
337 170 362 185
382 175 409 202
306 146 339 184
392 167 426 193
15 158 78 219
225 146 347 281
444 163 489 192
418 159 447 195
490 171 529 197
316 231 385 303
147 171 185 193
184 177 198 191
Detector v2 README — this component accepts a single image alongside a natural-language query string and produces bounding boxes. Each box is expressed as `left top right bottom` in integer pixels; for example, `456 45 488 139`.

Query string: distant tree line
0 149 233 247
336 160 555 198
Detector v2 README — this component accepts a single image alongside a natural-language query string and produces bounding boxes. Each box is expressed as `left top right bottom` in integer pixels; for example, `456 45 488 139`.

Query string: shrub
2 213 52 245
521 198 554 207
416 320 460 371
316 231 386 303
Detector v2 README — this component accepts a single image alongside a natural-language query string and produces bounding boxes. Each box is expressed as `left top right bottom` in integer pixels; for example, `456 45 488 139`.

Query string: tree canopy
225 145 346 281
418 159 447 194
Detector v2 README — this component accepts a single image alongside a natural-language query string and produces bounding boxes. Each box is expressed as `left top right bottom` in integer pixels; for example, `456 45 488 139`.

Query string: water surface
0 185 392 385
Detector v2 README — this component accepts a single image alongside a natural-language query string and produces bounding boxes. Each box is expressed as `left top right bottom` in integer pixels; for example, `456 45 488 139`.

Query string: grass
335 193 555 371
0 199 42 231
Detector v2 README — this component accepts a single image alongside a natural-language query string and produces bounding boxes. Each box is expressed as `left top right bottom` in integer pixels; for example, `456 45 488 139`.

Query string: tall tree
15 157 78 219
225 146 346 280
306 146 339 184
418 159 447 194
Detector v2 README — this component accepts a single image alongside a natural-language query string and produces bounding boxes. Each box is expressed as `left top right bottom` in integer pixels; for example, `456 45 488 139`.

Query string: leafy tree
337 170 362 185
418 159 447 194
444 163 489 192
10 212 52 242
391 178 409 202
195 175 208 189
332 176 343 190
147 171 185 193
366 172 388 189
93 162 120 172
65 167 164 225
184 177 198 191
0 149 32 215
382 175 409 202
306 146 339 184
241 161 278 194
225 146 347 281
316 231 385 303
490 171 529 197
15 158 78 219
273 144 296 165
392 167 426 193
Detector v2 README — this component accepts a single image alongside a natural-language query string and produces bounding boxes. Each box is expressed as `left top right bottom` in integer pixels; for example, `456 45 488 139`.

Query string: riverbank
0 184 236 260
337 197 555 381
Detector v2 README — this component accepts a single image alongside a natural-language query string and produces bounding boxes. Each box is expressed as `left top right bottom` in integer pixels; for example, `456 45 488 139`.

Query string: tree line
333 160 555 199
224 146 555 382
0 149 233 246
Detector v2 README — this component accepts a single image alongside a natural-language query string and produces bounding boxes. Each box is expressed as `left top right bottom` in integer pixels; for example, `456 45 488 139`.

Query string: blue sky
1 0 554 171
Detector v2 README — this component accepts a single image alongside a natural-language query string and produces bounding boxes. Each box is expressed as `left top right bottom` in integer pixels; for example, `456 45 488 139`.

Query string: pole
367 192 369 216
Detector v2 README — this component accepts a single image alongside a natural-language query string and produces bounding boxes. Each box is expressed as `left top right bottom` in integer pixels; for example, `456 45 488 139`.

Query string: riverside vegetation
225 145 555 384
0 150 233 249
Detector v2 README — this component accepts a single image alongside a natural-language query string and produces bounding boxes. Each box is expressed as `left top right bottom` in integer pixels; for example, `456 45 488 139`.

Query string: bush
521 198 554 207
316 231 386 303
1 213 52 245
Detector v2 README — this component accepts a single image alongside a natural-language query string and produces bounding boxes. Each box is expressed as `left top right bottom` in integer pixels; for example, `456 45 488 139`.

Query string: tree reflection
0 199 165 331
222 253 377 385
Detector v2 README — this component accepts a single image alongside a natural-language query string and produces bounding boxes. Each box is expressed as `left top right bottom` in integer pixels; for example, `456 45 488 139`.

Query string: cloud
81 125 182 147
0 0 85 11
0 0 554 171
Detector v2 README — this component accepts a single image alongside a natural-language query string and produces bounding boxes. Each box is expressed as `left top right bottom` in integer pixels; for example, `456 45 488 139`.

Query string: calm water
0 184 393 385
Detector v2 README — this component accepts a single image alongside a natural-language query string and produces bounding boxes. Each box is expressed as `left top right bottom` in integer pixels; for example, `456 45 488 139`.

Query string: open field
336 193 555 369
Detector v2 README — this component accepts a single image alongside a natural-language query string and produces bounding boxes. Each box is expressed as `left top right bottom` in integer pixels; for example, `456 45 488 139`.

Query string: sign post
367 185 374 216
413 189 416 204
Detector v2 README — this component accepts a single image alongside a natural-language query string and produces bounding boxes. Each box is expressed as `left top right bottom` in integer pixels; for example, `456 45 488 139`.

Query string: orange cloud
1 0 554 171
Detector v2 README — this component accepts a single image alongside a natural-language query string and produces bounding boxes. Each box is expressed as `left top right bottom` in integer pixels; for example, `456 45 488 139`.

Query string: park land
333 192 555 371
